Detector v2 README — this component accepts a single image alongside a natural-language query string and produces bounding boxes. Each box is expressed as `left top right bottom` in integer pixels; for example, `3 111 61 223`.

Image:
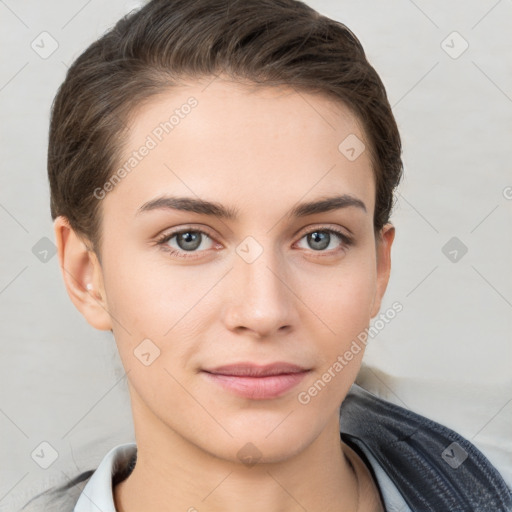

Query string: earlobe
370 223 395 318
53 216 112 331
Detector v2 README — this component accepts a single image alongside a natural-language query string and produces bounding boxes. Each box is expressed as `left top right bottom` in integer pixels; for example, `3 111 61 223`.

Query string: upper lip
203 362 309 377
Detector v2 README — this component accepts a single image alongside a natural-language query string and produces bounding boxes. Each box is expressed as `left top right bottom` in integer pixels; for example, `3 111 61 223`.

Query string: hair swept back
48 0 403 255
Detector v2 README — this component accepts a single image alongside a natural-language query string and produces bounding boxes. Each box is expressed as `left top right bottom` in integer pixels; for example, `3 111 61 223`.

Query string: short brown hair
48 0 403 255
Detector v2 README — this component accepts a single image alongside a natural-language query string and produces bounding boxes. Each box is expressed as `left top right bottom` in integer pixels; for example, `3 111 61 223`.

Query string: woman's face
93 78 394 463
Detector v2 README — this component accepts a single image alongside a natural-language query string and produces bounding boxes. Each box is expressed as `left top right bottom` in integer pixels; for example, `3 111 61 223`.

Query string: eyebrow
136 193 367 220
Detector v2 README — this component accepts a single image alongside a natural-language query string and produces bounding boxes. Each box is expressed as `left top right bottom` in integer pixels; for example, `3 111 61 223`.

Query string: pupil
178 232 201 251
309 231 329 250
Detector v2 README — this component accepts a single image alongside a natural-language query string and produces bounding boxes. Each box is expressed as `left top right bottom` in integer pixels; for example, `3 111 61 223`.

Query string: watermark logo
441 442 468 469
31 31 59 59
32 237 57 263
441 31 469 60
31 441 59 469
237 442 262 467
236 236 264 264
134 338 161 366
442 236 468 263
338 134 366 162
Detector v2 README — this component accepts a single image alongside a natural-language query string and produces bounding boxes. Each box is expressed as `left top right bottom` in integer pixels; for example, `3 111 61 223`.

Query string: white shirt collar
74 442 137 512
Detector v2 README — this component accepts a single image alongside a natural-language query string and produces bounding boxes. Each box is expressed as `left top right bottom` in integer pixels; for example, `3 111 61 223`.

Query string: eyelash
155 225 354 260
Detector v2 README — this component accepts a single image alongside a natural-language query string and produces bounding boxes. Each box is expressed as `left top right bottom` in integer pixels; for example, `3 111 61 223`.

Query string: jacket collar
340 384 512 512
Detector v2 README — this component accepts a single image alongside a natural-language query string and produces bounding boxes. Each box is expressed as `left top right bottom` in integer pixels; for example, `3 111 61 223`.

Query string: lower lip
202 371 309 400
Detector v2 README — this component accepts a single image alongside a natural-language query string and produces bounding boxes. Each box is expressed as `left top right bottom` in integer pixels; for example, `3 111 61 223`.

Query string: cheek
297 264 376 409
301 254 377 340
100 245 216 377
331 273 376 330
101 244 196 334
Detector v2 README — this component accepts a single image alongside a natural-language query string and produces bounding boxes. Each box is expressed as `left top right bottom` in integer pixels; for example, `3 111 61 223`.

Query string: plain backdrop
1 0 511 509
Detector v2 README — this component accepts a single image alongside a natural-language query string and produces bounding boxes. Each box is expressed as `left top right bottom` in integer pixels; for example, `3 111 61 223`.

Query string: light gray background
1 0 511 509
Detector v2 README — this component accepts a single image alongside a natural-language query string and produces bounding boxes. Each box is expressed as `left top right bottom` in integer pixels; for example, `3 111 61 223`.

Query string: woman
22 0 512 510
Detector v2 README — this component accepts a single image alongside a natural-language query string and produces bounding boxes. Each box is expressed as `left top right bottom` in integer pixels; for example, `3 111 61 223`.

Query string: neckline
342 440 385 512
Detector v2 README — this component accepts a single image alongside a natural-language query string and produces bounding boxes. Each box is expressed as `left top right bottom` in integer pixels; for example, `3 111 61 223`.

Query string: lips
202 362 310 400
205 362 307 376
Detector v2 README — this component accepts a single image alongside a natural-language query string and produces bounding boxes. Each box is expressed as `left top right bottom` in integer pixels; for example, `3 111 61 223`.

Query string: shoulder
16 469 94 512
340 384 512 512
17 443 137 511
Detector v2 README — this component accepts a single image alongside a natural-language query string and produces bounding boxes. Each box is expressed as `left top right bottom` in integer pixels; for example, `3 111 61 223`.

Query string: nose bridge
224 235 296 335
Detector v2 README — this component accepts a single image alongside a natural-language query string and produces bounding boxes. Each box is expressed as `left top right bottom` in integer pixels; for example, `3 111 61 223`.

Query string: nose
221 241 299 339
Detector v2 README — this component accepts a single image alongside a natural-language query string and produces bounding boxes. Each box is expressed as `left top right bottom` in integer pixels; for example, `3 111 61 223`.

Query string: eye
156 227 217 259
295 227 353 254
155 225 353 260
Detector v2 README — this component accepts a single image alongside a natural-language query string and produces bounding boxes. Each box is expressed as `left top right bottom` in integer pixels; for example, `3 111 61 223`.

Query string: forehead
104 78 375 223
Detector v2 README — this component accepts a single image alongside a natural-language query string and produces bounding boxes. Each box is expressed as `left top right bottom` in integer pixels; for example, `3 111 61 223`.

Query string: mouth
201 362 311 400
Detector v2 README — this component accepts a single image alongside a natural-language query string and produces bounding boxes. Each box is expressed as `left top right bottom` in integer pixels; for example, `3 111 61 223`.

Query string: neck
114 413 363 512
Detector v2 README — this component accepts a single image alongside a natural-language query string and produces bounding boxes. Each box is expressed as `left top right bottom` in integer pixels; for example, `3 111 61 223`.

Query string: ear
370 223 395 318
53 216 112 331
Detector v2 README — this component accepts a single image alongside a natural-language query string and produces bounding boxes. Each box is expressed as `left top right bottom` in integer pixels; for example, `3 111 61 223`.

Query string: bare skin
55 77 393 512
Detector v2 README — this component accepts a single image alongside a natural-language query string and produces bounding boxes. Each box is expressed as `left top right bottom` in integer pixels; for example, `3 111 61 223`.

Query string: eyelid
296 224 352 241
155 224 217 241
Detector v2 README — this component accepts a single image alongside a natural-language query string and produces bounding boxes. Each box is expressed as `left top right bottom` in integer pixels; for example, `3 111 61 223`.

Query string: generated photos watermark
297 301 403 405
93 96 198 200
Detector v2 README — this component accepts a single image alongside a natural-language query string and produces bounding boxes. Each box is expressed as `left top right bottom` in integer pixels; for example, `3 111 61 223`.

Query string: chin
201 417 320 466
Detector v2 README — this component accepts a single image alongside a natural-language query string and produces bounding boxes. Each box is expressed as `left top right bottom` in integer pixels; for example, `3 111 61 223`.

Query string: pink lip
202 362 310 400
